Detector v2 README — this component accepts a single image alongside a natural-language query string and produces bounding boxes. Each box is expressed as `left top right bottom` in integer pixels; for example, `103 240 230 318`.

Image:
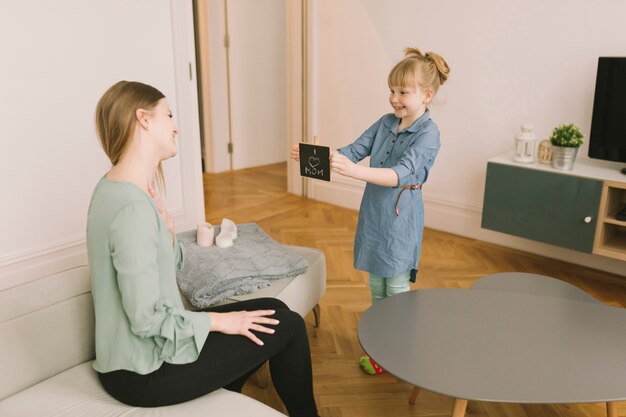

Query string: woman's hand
331 152 360 179
208 310 279 346
289 144 300 161
148 185 175 242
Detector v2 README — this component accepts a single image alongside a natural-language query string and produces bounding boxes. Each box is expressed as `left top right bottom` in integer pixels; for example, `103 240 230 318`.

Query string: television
588 57 626 174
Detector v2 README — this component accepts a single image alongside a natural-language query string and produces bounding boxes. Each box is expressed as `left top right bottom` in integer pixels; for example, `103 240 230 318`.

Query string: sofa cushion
0 266 94 400
0 362 285 417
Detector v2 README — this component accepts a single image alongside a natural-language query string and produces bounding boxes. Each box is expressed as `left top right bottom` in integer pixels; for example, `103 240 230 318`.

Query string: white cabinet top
490 152 626 183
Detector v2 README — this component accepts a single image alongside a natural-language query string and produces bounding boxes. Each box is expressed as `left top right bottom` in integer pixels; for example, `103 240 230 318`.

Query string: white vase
551 146 579 171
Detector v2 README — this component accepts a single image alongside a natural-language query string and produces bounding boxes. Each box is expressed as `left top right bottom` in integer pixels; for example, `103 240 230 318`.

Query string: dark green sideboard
482 162 603 253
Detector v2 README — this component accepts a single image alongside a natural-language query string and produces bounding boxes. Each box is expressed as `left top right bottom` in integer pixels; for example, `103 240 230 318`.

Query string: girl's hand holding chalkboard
290 144 300 161
331 152 359 179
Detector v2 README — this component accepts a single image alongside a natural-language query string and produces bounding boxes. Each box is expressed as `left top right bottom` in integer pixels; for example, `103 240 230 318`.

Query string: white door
229 0 287 170
200 0 287 172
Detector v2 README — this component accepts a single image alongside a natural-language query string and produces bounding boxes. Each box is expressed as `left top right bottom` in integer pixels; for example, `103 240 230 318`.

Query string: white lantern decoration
513 124 536 163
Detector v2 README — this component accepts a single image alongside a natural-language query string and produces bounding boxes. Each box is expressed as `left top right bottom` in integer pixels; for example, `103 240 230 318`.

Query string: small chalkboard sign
299 143 330 181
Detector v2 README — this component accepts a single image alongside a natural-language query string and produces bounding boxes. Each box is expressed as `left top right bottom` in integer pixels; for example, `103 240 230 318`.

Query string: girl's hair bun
403 47 450 86
389 47 451 93
424 51 450 85
404 47 425 59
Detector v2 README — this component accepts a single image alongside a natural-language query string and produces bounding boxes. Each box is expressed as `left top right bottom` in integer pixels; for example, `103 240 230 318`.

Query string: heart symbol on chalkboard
308 157 320 168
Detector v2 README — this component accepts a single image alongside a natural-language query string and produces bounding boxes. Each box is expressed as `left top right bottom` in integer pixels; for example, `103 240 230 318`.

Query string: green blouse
86 177 211 374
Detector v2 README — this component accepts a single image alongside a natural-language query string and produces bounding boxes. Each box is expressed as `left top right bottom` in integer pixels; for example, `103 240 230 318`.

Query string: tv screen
588 57 626 163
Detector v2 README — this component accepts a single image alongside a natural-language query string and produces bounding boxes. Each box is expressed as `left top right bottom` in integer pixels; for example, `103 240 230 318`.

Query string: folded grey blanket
176 223 309 308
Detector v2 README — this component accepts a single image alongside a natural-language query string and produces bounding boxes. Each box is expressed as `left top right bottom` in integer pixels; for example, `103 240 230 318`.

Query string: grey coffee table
358 280 626 417
471 272 601 304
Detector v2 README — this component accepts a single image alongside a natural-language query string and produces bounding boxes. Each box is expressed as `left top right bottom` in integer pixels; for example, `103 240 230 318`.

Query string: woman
87 80 319 416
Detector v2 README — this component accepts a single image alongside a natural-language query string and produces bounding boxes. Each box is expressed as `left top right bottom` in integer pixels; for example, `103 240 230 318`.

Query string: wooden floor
203 162 626 417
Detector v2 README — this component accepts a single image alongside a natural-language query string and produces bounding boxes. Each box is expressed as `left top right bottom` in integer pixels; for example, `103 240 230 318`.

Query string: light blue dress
337 111 440 281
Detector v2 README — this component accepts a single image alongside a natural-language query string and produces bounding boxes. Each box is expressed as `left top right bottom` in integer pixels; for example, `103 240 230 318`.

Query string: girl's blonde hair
95 80 166 191
388 47 450 95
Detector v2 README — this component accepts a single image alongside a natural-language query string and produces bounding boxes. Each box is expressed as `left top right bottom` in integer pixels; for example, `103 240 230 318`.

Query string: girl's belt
395 184 422 216
400 184 422 190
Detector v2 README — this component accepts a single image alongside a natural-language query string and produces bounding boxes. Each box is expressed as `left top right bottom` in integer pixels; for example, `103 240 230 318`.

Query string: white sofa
0 245 325 416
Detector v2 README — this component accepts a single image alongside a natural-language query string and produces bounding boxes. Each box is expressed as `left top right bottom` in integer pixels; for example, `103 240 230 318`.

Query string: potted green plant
549 123 584 170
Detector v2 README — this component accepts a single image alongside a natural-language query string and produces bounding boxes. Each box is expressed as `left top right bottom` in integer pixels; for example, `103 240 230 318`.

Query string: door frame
194 0 316 196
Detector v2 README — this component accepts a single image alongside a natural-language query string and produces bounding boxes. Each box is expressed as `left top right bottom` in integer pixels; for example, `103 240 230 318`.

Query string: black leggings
98 298 318 417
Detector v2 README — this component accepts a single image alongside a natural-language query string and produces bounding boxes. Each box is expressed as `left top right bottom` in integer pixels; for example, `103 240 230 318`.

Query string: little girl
292 47 450 374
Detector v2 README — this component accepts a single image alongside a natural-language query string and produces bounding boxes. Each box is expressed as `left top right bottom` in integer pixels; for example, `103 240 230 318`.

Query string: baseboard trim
0 239 87 290
424 197 626 278
0 210 190 290
310 178 363 210
306 180 626 277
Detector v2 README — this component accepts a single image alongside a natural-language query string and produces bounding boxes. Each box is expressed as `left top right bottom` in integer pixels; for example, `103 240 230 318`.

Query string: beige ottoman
179 244 326 389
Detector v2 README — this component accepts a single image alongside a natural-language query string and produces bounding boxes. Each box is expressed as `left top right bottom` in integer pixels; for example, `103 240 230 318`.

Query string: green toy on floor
359 356 385 375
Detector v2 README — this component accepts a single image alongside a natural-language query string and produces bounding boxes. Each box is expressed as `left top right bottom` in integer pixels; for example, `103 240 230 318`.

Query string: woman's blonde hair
388 47 450 95
95 80 167 190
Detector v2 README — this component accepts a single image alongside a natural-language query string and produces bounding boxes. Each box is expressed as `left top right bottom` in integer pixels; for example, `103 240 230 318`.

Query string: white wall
0 0 205 286
309 0 626 275
202 0 287 172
